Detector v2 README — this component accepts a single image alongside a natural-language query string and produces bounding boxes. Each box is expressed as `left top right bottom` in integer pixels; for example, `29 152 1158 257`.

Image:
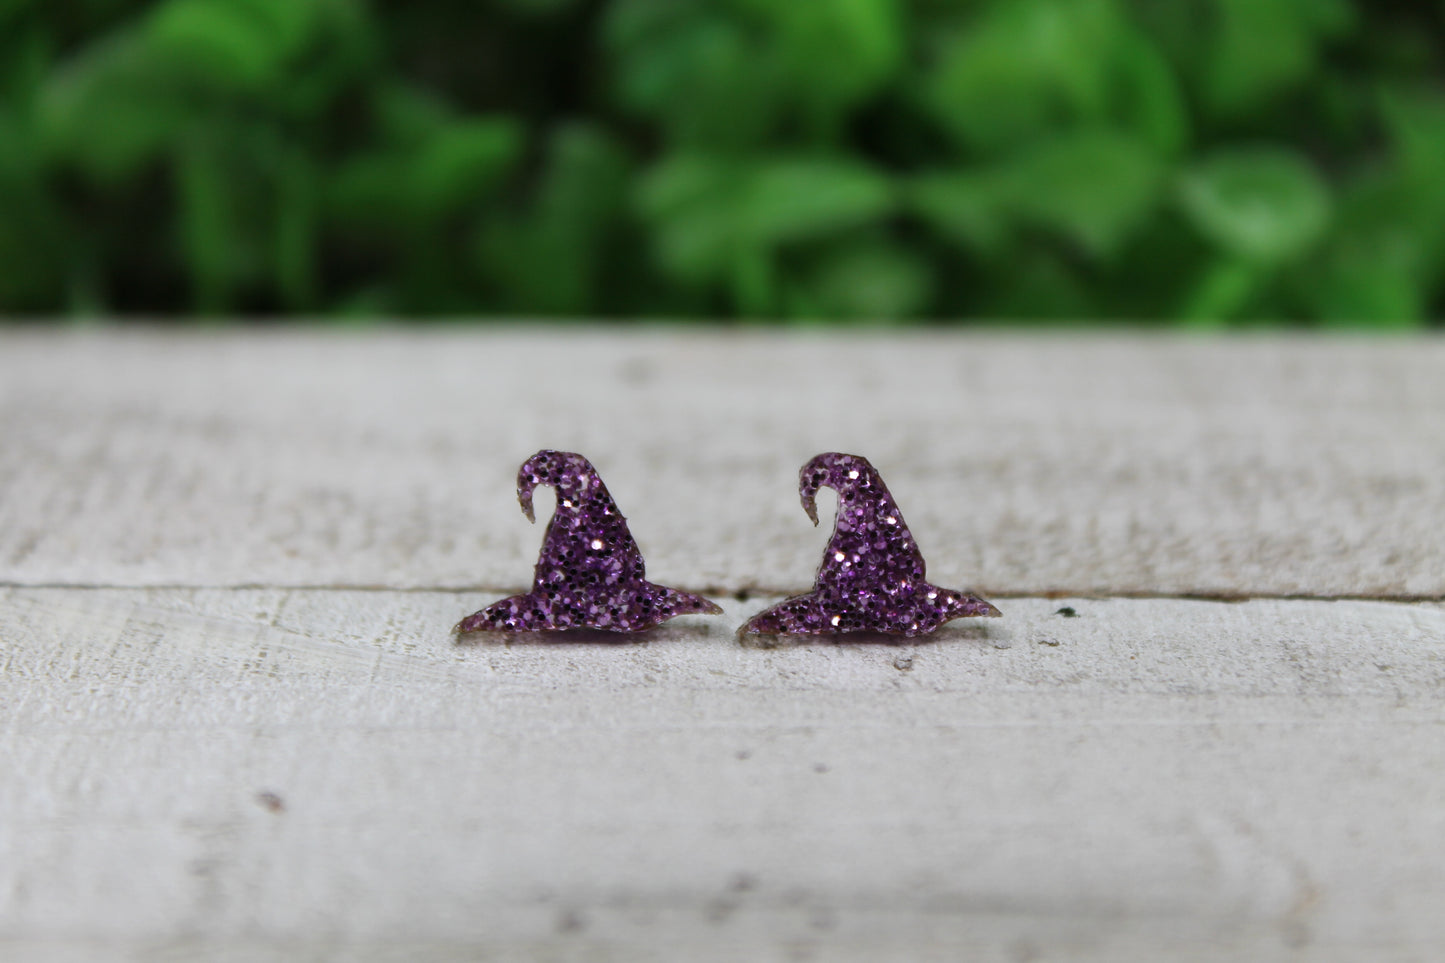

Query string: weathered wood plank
4 330 1444 958
2 588 1443 959
2 330 1442 596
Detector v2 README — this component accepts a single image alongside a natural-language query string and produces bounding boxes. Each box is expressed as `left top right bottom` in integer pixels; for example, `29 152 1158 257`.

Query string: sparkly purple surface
457 450 721 635
740 453 1000 638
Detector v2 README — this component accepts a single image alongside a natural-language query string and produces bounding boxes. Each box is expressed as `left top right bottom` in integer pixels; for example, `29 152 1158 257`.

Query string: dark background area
1 0 1443 324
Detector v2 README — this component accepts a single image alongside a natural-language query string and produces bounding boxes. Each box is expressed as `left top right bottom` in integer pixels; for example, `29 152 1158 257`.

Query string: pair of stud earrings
456 450 1000 640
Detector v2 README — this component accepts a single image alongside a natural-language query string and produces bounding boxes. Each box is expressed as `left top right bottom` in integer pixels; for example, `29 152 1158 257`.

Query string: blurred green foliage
1 0 1443 323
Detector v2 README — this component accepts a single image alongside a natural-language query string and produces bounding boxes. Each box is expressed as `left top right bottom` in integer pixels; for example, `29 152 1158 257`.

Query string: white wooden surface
2 330 1444 961
2 330 1443 596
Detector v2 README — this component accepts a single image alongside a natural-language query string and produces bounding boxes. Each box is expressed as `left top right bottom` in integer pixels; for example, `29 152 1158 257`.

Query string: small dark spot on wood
556 909 586 934
734 589 751 603
255 791 286 813
704 898 738 923
736 749 752 761
892 655 914 671
618 356 655 385
1009 939 1042 963
812 763 829 774
1055 606 1078 617
1282 920 1310 949
808 908 837 931
189 857 218 877
730 872 758 893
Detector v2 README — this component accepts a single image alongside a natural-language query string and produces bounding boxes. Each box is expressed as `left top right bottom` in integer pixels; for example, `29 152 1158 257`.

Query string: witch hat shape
456 450 721 634
739 453 1000 638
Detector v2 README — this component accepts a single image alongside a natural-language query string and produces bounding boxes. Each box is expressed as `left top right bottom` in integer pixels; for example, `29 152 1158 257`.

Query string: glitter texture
739 452 1001 638
456 450 722 635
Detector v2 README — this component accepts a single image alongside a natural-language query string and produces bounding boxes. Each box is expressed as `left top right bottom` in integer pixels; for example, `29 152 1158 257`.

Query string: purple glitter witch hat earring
739 453 1000 639
456 450 722 635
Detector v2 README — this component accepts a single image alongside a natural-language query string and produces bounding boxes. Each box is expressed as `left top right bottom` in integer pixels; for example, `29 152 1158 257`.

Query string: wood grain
2 330 1442 596
4 330 1444 960
2 588 1443 959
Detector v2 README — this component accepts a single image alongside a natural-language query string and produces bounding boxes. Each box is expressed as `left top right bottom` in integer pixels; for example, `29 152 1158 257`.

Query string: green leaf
230 0 329 62
737 0 904 133
1179 148 1331 264
604 1 779 150
1303 168 1440 327
1114 27 1189 158
1180 258 1263 324
791 239 932 321
910 133 1164 261
930 4 1188 158
928 0 1125 152
739 158 893 246
635 155 740 282
0 110 65 309
907 172 1010 254
1204 0 1354 117
272 144 319 310
637 154 893 313
330 116 520 240
372 82 459 147
1380 89 1445 183
1310 253 1424 328
146 0 286 91
176 134 242 314
978 249 1095 320
408 119 523 221
38 35 188 184
1002 132 1165 259
142 0 349 103
639 155 892 279
480 124 632 314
